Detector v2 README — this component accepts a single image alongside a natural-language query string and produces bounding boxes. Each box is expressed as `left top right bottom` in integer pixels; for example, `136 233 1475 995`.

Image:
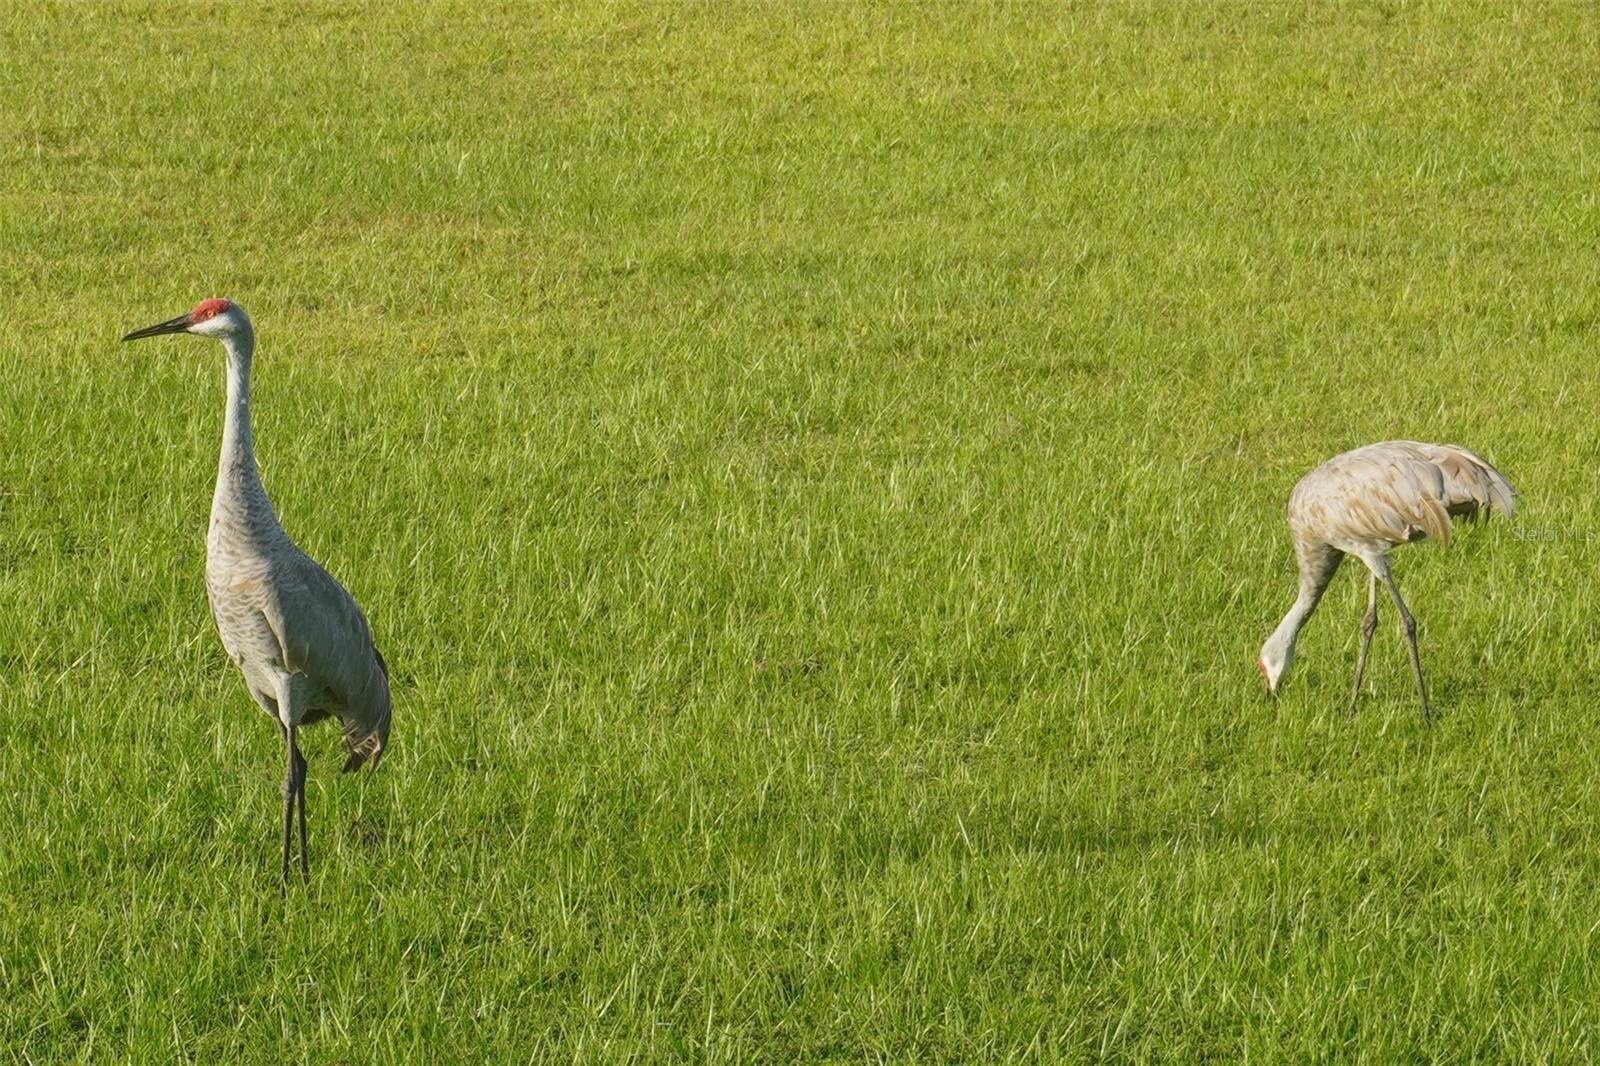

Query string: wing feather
1290 440 1516 550
259 549 391 770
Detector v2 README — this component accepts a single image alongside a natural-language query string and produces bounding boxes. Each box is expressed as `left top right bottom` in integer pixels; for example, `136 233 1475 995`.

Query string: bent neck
1266 562 1336 662
1266 593 1316 660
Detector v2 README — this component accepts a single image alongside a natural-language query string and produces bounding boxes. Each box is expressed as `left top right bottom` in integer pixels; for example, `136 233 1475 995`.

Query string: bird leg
277 723 310 885
1376 560 1431 724
281 723 297 887
1348 572 1379 717
293 737 309 880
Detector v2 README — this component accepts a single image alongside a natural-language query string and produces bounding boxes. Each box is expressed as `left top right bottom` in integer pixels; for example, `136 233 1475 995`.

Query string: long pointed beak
121 314 193 341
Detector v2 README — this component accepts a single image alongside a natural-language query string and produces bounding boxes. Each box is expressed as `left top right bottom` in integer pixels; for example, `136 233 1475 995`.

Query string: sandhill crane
1258 440 1515 722
123 299 390 883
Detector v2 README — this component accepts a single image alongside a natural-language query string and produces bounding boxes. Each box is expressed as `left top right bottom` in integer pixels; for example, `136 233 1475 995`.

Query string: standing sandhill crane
123 299 390 883
1258 441 1515 722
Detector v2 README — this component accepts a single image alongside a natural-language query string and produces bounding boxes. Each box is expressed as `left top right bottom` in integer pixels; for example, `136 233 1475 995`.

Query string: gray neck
220 331 256 477
1267 562 1336 659
213 329 280 533
1268 588 1319 654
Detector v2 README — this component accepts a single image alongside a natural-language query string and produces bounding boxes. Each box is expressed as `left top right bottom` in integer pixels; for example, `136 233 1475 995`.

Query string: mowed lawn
3 2 1599 1059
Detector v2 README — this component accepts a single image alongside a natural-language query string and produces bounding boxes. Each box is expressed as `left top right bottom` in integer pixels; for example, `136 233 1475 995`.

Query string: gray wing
261 549 392 771
1293 441 1516 549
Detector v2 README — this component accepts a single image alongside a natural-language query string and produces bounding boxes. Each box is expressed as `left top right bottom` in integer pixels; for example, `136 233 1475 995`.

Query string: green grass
4 1 1600 1059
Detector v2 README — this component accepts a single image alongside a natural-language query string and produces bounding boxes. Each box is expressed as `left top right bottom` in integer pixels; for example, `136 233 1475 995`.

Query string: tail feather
1424 443 1517 523
341 647 391 773
341 706 388 772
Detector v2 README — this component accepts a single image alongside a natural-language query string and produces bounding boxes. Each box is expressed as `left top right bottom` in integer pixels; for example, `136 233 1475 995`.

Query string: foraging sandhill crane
123 299 390 882
1258 441 1515 722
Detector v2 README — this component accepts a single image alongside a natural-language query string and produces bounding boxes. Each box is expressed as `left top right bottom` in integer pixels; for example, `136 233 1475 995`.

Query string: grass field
4 1 1600 1059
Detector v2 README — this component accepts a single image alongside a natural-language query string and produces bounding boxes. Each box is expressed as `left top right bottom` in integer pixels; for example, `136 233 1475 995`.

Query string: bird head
122 298 252 343
1258 632 1293 695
